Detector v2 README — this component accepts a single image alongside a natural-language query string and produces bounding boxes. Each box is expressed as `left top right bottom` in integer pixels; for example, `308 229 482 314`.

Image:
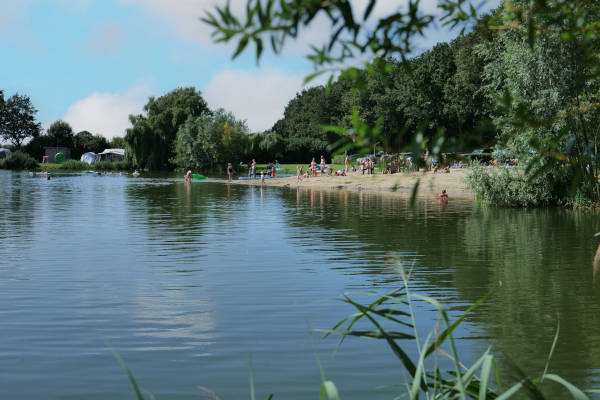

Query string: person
184 170 192 182
297 166 303 182
227 163 234 181
439 189 448 201
251 159 257 179
320 155 325 174
260 171 265 184
344 154 349 172
133 169 140 177
310 157 316 175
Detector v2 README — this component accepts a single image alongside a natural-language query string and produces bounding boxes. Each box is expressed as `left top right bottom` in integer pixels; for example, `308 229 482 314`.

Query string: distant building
98 148 125 162
45 147 71 162
0 148 11 159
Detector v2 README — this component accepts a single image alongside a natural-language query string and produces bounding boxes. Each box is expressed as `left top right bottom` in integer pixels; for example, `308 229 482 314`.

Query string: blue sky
0 0 500 139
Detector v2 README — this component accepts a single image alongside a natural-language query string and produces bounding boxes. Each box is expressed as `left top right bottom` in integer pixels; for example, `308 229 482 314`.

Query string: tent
98 148 125 162
80 152 98 165
0 149 11 159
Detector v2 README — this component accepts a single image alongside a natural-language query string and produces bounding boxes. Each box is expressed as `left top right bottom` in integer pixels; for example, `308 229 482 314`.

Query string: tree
205 0 600 204
108 136 125 149
0 93 41 148
272 86 344 162
125 87 211 170
46 120 74 148
72 130 108 160
172 109 249 171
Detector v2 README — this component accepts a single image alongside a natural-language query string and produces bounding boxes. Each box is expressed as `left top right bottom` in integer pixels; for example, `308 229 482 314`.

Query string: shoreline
228 168 475 198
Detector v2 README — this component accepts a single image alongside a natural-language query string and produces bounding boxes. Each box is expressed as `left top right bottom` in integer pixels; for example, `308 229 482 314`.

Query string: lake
1 170 600 399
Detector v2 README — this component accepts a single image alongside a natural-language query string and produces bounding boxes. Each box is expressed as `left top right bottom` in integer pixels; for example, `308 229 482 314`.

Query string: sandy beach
231 168 474 197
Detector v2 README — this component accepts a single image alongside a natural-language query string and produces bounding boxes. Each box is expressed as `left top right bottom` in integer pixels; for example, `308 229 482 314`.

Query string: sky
0 0 500 140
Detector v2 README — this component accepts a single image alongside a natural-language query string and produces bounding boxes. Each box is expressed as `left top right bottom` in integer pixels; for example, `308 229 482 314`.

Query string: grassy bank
39 160 134 171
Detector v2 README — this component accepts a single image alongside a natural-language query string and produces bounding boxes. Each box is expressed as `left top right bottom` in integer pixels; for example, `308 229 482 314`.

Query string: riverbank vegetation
203 0 600 208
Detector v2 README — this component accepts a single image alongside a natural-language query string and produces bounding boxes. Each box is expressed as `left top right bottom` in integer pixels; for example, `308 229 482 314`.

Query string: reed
111 271 590 399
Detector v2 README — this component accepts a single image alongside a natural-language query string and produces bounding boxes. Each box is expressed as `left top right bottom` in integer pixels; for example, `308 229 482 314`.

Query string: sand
229 168 475 198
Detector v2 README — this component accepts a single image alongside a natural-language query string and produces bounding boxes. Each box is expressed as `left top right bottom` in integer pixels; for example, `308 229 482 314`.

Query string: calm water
2 170 600 399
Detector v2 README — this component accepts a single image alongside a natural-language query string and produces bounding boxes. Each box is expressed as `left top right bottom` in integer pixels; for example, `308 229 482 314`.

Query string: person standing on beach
227 163 234 181
310 157 316 175
251 159 257 179
297 166 303 182
344 154 349 172
320 155 325 174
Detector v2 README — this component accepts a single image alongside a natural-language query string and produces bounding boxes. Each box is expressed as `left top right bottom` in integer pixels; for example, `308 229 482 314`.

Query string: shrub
58 160 89 170
466 164 557 207
93 160 133 171
0 151 39 170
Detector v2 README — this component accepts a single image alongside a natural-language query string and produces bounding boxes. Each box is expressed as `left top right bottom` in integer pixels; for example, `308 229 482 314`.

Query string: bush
466 164 556 207
0 151 39 170
93 160 133 171
58 160 89 170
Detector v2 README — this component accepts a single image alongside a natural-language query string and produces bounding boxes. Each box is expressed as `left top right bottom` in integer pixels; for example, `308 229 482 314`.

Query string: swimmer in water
184 170 192 182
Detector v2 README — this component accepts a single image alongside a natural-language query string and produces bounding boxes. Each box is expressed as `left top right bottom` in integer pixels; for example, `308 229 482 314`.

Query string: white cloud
83 21 125 56
118 0 500 57
203 69 307 132
62 85 151 139
117 0 229 44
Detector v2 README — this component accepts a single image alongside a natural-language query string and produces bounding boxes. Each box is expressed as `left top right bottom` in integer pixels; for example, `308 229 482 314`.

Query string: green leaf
321 380 341 400
543 375 589 400
425 288 498 357
107 343 145 400
479 354 494 400
233 36 250 59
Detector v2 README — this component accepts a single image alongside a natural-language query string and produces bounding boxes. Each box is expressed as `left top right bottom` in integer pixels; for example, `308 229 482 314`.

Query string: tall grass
52 160 134 171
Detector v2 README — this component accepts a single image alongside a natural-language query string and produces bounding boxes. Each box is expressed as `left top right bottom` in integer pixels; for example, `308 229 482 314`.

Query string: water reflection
277 187 600 394
2 173 600 399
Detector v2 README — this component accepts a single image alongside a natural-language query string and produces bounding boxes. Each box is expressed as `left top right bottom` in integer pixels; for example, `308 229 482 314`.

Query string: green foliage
272 86 345 162
108 136 125 149
57 160 89 170
0 92 42 148
93 160 133 171
0 150 38 170
171 109 249 171
46 120 74 148
467 164 557 208
125 87 211 170
205 0 600 205
72 131 108 160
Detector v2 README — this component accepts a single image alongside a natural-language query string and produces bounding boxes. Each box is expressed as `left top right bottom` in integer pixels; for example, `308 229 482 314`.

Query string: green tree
72 130 109 160
108 136 125 149
272 86 344 162
0 92 41 148
46 120 74 148
125 87 211 170
172 109 249 171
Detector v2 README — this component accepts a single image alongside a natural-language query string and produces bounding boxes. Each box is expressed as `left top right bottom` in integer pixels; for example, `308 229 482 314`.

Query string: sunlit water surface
2 170 600 399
